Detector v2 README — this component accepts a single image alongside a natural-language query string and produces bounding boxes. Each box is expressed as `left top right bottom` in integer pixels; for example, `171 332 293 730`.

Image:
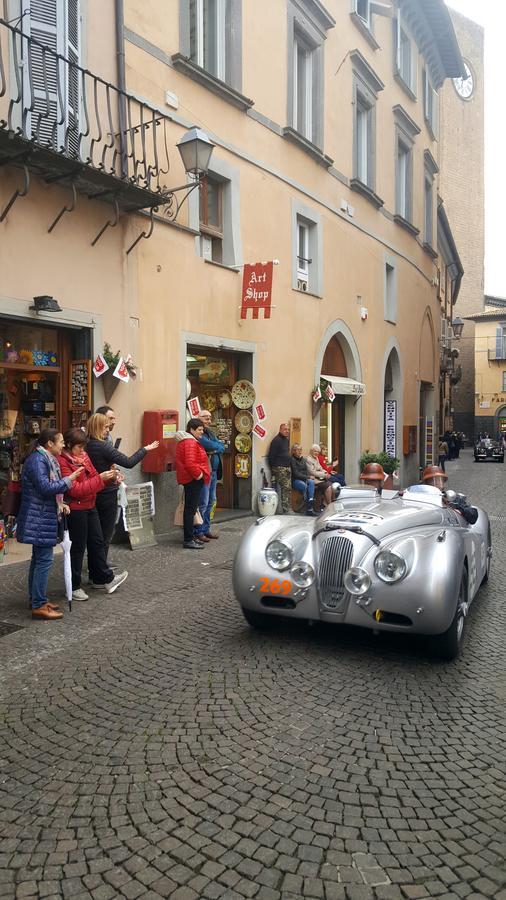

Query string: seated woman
290 444 316 516
60 429 128 599
306 444 333 510
318 443 346 486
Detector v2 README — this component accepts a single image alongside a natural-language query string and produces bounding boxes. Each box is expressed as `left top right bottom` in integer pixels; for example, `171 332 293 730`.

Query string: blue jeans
28 545 54 609
292 479 315 502
195 469 218 535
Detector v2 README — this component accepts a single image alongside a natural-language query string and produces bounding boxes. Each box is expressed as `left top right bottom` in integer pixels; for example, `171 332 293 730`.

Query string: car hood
314 495 444 540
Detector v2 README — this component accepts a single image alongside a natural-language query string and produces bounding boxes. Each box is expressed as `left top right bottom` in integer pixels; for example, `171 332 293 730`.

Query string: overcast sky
446 0 503 298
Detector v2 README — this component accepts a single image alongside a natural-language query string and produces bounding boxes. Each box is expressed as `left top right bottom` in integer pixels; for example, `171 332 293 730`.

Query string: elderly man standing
268 423 292 514
194 409 225 542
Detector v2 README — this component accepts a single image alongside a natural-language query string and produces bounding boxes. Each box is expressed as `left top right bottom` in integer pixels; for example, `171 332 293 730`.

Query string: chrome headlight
265 540 294 571
290 561 315 587
374 550 407 583
343 567 371 596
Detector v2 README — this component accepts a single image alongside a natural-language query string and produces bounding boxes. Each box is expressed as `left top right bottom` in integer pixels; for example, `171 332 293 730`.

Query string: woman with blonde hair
86 413 159 558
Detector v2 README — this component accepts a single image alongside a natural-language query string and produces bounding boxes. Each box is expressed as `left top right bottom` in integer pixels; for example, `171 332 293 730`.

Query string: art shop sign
241 262 273 319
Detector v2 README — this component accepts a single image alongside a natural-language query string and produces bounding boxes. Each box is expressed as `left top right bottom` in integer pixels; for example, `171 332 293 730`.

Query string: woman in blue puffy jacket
17 429 83 620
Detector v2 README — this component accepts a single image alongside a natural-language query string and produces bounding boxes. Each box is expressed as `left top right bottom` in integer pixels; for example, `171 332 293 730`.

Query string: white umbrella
61 518 73 611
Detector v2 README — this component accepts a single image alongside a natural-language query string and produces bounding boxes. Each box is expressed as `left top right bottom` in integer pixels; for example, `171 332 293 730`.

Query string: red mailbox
142 410 179 473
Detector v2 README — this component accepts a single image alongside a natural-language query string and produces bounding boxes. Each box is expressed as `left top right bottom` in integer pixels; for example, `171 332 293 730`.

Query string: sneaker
183 540 204 550
90 582 108 591
105 571 128 594
72 588 89 601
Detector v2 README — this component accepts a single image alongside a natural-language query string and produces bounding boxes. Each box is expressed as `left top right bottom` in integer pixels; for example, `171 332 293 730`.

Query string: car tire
430 569 468 661
241 607 277 629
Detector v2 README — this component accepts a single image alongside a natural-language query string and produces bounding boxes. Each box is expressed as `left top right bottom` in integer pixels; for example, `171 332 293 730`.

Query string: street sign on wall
384 400 397 457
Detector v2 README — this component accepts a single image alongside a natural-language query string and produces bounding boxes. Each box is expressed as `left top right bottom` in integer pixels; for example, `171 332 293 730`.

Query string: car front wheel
430 569 468 661
242 607 277 629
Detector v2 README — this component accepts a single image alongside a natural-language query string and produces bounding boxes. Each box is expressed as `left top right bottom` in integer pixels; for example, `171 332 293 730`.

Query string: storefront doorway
319 336 347 470
0 318 92 524
186 345 253 511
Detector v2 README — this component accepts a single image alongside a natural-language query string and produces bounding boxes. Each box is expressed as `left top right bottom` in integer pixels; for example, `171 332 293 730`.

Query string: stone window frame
188 155 243 269
393 105 420 236
350 50 384 208
291 198 323 298
285 0 335 157
176 0 252 110
423 149 439 256
423 67 439 140
384 253 397 325
393 7 418 100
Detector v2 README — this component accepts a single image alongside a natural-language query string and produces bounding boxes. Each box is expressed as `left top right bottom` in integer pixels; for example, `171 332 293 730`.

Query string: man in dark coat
267 423 292 514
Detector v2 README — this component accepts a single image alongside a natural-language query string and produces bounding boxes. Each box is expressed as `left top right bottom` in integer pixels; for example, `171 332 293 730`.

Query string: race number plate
258 577 292 596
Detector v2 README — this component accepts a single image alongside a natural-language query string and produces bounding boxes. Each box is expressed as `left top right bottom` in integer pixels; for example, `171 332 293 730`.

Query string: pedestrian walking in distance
267 423 292 514
17 429 83 620
175 419 211 549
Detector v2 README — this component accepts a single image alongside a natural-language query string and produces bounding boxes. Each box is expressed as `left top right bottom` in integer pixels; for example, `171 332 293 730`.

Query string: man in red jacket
175 419 211 549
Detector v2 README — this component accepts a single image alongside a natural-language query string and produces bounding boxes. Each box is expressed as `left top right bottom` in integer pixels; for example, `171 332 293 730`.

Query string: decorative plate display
200 390 217 412
217 389 232 409
231 379 256 409
234 410 254 434
235 433 252 453
235 454 251 478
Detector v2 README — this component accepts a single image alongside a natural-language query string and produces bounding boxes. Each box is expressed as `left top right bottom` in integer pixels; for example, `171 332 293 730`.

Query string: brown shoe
47 603 61 611
207 532 219 539
32 603 63 620
195 534 211 543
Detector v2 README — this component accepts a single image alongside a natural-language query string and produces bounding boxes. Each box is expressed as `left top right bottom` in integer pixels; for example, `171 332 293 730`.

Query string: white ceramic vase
257 488 279 517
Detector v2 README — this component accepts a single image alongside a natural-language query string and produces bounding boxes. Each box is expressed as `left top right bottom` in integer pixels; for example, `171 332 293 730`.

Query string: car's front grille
318 535 354 611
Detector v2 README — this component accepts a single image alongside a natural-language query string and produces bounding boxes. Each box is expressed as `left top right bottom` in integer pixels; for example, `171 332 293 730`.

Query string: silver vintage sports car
233 485 491 660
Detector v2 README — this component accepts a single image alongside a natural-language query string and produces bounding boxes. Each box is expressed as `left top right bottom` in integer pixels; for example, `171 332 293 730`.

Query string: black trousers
183 480 203 543
68 508 113 588
95 489 118 557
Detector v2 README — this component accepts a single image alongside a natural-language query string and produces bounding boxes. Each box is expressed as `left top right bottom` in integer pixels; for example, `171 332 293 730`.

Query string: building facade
0 0 465 532
439 8 485 439
468 297 506 439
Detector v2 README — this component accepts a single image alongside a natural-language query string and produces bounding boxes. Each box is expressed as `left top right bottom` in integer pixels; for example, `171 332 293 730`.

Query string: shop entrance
319 336 347 470
0 318 92 526
186 346 253 511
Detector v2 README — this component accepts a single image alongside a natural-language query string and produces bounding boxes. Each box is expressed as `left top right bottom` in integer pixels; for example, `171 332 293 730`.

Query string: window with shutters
394 12 416 97
423 69 439 140
21 0 81 153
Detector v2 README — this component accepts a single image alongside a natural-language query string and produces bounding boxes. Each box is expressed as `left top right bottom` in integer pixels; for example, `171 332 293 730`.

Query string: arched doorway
315 321 363 484
382 344 402 464
319 337 347 470
418 309 436 471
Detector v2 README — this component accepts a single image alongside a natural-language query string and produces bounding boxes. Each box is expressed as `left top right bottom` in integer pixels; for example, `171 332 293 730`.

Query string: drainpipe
115 0 128 179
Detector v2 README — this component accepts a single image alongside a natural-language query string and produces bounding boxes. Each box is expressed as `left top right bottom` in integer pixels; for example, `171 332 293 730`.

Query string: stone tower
439 8 484 439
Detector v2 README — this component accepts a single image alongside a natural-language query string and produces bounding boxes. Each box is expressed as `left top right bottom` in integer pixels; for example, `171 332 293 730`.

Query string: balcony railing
0 18 173 214
488 341 506 361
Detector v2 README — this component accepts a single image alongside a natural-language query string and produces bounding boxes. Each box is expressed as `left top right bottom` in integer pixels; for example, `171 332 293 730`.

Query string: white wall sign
384 400 397 457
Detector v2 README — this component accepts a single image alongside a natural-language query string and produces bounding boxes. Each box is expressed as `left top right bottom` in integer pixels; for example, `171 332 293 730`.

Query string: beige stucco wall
474 319 506 423
0 0 463 496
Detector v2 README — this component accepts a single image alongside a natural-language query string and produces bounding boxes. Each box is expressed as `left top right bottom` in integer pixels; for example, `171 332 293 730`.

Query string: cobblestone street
0 449 505 900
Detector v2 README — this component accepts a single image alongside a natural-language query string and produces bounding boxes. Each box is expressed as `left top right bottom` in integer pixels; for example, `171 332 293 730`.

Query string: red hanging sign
241 262 274 320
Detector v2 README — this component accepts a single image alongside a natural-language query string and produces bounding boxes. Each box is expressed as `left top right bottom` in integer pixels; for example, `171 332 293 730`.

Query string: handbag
174 493 204 526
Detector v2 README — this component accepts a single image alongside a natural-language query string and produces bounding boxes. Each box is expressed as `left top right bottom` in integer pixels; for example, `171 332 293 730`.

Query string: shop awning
321 375 366 397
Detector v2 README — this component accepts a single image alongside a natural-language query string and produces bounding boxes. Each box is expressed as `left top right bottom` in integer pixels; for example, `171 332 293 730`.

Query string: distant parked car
474 438 504 463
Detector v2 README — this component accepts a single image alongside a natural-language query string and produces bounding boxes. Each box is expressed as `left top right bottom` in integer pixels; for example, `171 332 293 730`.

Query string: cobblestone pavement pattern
0 449 505 900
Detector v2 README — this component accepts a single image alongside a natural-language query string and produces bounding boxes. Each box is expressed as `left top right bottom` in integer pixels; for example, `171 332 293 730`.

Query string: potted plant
359 450 400 489
101 343 137 402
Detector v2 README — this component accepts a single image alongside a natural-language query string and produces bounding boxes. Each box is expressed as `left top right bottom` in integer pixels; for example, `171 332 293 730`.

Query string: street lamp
452 316 464 340
162 126 215 222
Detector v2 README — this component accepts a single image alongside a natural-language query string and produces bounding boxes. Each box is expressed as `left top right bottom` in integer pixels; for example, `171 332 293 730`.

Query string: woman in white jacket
305 444 332 510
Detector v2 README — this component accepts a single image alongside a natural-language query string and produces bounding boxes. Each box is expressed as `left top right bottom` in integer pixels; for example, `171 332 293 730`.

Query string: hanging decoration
240 262 274 319
93 354 109 378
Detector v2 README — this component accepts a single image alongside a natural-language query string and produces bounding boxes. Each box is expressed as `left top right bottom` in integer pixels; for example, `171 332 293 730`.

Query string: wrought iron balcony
0 17 174 217
488 343 506 361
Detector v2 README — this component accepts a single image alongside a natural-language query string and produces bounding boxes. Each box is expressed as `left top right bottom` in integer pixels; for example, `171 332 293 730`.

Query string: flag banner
93 354 109 378
187 397 201 417
241 262 274 319
113 357 130 382
252 423 267 439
